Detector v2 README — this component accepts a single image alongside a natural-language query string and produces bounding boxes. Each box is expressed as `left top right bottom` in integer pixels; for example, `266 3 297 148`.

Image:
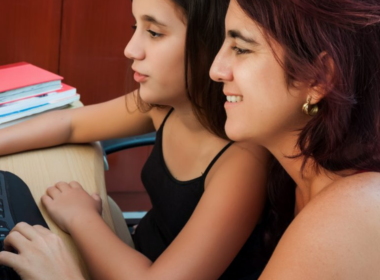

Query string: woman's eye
232 46 250 55
131 24 137 31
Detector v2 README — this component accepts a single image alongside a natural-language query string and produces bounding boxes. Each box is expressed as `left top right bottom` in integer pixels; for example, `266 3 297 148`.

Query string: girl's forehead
132 0 177 16
132 0 187 25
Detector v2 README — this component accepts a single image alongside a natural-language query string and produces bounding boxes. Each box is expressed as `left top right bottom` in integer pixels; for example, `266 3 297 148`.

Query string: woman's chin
225 122 249 142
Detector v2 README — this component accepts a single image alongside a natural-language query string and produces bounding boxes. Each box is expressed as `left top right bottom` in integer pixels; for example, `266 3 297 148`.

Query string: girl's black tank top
133 109 267 279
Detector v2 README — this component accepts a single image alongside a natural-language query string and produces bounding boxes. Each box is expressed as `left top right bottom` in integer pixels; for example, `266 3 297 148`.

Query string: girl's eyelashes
147 30 163 38
232 46 251 55
131 24 163 38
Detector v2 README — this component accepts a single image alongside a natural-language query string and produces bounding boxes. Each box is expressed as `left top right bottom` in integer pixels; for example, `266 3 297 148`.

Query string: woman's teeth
226 95 243 103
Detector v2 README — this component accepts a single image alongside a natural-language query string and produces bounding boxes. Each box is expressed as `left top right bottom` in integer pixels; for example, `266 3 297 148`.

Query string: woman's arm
0 91 155 156
42 142 270 280
259 172 380 280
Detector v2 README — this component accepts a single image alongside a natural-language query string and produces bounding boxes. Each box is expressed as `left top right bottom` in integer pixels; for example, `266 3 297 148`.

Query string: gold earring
302 96 319 116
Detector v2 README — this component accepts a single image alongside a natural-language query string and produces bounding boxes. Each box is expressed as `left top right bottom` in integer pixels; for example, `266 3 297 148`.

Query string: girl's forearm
69 213 153 280
0 110 72 156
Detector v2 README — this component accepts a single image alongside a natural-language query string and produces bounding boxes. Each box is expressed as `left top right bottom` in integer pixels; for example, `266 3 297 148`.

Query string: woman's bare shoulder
260 172 380 280
316 171 380 215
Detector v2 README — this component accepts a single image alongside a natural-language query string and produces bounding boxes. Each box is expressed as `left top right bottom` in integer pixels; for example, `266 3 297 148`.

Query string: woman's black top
133 110 267 279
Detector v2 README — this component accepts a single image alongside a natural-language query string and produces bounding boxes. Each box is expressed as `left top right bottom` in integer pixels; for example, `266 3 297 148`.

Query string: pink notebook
0 83 76 106
0 62 63 93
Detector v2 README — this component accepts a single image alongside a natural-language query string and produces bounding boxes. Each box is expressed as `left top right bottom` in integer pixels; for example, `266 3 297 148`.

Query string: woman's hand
42 181 102 233
0 222 84 280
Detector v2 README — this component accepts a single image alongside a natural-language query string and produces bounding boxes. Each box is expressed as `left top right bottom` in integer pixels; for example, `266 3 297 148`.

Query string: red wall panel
105 146 153 212
0 0 62 72
59 0 151 211
59 0 134 105
0 0 151 212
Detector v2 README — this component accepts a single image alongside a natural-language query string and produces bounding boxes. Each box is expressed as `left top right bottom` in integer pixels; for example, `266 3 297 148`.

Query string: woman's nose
210 47 233 82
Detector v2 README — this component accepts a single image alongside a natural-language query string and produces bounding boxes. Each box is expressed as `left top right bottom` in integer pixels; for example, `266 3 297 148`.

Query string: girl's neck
171 102 207 134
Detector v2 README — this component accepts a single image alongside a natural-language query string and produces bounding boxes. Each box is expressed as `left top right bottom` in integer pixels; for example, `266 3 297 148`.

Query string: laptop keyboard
0 173 26 280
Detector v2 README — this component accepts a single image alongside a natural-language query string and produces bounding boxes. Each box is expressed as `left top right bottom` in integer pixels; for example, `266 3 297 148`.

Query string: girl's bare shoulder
204 141 270 190
214 141 270 168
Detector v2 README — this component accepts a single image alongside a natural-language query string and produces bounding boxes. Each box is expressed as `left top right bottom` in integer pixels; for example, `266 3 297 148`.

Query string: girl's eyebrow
227 30 258 45
141 15 167 27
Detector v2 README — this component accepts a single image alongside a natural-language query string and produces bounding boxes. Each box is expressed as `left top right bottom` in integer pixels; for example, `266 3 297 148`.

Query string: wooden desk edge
0 141 115 279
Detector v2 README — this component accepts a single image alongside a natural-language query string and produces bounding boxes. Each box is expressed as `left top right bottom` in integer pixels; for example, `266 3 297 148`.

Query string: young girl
0 0 292 279
210 0 380 278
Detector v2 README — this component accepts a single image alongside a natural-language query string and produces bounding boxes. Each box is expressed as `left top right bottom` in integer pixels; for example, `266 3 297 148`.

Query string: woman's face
210 0 310 147
125 0 187 106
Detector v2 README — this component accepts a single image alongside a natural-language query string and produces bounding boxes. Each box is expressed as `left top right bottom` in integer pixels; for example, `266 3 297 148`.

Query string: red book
0 62 63 102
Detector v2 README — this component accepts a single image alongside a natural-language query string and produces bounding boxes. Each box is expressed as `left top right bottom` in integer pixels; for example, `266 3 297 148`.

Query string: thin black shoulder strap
203 142 234 177
158 108 174 131
163 108 174 126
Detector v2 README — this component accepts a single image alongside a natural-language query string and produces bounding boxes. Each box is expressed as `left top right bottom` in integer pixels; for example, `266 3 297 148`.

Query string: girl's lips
134 71 148 83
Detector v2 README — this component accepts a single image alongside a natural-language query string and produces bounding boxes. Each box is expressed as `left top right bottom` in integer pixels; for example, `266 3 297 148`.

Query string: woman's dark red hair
236 0 380 172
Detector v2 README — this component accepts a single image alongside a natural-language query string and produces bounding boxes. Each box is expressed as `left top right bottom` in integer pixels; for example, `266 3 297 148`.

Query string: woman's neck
267 133 339 213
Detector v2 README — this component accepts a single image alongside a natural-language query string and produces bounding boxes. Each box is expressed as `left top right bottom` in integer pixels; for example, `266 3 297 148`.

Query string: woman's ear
308 85 325 105
308 51 335 104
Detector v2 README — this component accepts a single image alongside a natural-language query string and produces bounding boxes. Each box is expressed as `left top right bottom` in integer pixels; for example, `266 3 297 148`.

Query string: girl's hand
41 181 102 233
0 222 84 280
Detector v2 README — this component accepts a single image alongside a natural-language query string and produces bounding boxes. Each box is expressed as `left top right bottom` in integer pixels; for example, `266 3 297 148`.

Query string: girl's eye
132 25 137 31
147 30 163 38
232 46 250 55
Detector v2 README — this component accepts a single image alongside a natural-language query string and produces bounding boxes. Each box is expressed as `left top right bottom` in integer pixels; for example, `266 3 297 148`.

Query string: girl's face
125 0 187 106
210 0 310 148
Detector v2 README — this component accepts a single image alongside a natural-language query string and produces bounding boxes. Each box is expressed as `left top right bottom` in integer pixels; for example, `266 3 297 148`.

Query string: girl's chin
138 89 159 104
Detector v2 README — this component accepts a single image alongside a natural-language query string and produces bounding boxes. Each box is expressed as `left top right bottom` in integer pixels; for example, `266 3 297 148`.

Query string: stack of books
0 62 80 128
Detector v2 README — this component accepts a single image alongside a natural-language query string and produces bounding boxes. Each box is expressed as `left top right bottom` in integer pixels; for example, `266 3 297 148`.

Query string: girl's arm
259 172 380 280
0 223 85 280
0 91 155 156
42 142 270 280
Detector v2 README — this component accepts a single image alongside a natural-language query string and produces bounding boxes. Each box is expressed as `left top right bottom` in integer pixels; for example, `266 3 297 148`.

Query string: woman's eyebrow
227 30 258 45
141 15 167 27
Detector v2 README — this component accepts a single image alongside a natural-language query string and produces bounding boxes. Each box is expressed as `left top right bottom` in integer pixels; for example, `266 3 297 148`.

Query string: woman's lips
224 93 243 109
226 95 243 103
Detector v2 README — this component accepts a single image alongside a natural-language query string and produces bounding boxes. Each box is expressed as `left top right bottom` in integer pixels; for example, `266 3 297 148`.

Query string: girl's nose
124 33 145 60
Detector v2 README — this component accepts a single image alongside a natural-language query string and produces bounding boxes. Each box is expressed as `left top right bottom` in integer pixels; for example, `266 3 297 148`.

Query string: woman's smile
224 93 243 109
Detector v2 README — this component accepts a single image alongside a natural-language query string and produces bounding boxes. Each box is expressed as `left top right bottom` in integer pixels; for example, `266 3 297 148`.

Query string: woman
0 0 291 279
211 0 380 278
